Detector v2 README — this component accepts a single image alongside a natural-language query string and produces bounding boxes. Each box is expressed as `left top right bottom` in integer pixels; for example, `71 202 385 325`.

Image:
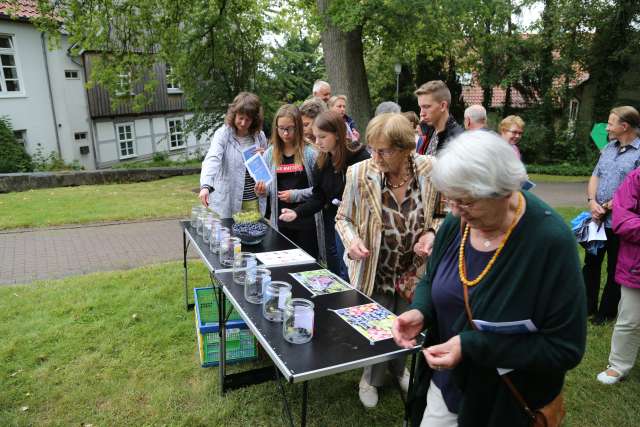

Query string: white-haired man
312 80 332 104
463 105 487 130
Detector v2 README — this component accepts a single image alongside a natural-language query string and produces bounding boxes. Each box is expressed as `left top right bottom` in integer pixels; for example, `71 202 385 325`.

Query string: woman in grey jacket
199 92 268 218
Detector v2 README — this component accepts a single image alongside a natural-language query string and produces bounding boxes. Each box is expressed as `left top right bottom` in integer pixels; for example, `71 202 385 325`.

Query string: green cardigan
408 191 586 426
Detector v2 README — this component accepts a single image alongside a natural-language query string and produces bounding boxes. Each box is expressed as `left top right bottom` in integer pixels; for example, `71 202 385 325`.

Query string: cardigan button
544 210 551 215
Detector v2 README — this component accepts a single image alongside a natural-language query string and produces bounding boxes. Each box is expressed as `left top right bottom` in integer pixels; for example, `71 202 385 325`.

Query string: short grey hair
375 101 401 116
313 80 331 93
464 105 487 124
431 130 527 198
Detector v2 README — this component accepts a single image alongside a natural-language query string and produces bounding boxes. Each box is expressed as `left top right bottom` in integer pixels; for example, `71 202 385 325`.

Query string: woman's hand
392 309 424 348
279 208 297 222
589 199 606 220
254 181 267 197
348 238 370 260
198 188 210 207
414 230 435 257
278 190 292 202
351 129 360 142
255 146 265 155
423 335 462 370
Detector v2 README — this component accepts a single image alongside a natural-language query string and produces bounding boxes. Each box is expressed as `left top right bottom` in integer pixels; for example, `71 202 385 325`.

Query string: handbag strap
460 236 537 422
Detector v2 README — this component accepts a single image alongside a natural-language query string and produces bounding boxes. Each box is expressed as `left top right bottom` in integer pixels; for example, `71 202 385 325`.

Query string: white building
0 2 208 170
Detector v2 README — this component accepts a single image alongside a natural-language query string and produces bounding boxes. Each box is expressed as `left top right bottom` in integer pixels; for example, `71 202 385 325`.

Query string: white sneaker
597 367 624 385
359 377 379 408
397 369 410 394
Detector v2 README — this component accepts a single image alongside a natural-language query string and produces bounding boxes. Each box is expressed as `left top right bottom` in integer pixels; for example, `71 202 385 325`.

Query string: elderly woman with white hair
392 131 586 427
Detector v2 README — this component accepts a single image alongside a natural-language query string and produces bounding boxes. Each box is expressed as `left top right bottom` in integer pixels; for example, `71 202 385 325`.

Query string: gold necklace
458 193 524 287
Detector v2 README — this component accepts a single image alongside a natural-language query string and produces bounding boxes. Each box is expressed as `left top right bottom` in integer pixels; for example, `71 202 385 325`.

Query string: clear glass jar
219 236 241 267
232 252 257 285
196 211 208 236
244 268 271 304
210 226 229 254
262 281 292 322
190 205 203 228
202 214 216 244
283 298 315 344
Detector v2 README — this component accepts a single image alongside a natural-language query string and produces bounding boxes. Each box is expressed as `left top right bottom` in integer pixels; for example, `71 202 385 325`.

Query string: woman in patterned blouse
336 113 441 408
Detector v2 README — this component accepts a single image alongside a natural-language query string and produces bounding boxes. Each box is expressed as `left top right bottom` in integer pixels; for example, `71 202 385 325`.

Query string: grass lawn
0 175 200 230
1 260 640 426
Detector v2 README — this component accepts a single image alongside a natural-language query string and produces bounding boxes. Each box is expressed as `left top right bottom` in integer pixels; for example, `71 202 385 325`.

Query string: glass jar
210 226 229 254
190 205 203 228
202 214 216 244
283 298 315 344
219 236 241 267
232 252 257 285
244 268 271 304
196 211 208 236
262 281 292 322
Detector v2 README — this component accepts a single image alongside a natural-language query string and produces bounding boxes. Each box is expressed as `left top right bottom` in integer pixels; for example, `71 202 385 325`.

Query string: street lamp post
394 63 402 104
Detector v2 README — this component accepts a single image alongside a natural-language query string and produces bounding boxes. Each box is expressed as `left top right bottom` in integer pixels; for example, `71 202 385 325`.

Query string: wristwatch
587 197 593 203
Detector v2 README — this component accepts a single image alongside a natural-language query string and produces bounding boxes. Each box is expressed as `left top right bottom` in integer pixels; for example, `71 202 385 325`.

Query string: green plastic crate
196 325 257 367
195 286 243 329
193 286 257 367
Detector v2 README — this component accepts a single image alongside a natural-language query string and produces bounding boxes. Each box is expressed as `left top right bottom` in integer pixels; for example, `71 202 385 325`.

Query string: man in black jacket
415 80 463 155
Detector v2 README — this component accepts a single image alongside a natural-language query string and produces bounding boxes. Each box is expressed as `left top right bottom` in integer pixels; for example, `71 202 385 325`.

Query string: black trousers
582 227 621 318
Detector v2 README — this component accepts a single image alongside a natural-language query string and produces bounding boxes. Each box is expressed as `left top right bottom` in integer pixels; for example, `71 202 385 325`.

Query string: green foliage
526 163 594 177
0 116 33 173
31 144 83 172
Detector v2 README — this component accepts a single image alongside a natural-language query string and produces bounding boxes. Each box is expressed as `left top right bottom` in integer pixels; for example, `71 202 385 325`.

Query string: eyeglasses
445 198 478 210
370 147 397 158
506 129 524 136
277 126 296 134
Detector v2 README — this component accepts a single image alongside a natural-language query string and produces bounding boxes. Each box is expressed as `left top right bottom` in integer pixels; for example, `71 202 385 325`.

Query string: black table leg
183 230 194 311
275 366 295 427
217 280 227 395
403 352 418 427
301 381 309 427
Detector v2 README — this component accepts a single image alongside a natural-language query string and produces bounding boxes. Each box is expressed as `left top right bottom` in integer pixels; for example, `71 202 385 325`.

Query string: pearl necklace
458 193 524 287
386 173 411 189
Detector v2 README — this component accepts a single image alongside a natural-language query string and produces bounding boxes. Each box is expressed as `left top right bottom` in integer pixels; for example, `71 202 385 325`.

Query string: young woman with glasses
255 104 325 261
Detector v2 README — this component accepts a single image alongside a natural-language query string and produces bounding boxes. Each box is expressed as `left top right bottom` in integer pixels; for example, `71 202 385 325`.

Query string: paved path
0 181 586 286
0 219 198 285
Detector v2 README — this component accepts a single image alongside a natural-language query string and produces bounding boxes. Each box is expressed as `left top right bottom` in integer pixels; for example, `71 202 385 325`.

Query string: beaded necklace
458 192 524 287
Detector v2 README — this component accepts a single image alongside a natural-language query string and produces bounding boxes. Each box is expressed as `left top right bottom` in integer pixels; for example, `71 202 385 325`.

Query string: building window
65 70 79 79
74 132 88 141
0 34 24 95
569 98 580 122
167 118 185 149
13 129 26 145
165 64 182 94
116 72 133 96
116 123 136 158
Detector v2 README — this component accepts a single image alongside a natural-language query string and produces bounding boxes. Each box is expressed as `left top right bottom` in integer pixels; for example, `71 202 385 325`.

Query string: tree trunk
317 0 372 136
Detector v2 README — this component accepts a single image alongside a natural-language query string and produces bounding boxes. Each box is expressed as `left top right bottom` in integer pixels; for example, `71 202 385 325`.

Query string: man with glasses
415 80 463 155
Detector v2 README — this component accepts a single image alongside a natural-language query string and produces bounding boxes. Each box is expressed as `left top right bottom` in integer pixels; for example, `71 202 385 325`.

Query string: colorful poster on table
289 269 353 296
333 303 396 343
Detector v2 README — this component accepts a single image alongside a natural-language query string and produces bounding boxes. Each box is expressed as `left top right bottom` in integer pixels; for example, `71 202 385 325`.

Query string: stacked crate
194 287 257 367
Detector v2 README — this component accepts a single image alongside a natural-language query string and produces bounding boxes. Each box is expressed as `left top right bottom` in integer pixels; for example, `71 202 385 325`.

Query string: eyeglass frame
506 128 524 136
277 126 296 134
370 147 398 158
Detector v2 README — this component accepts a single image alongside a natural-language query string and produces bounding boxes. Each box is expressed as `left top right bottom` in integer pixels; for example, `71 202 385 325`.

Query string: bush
0 117 33 173
31 143 83 171
526 163 593 176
